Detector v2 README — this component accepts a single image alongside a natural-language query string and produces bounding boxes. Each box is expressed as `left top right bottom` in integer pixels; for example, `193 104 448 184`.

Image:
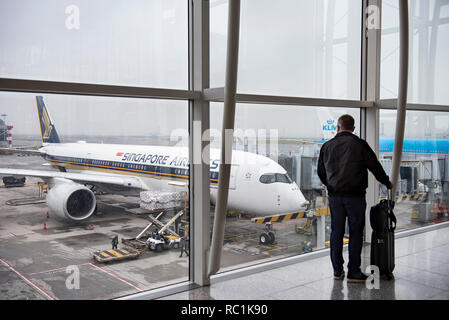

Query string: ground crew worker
318 114 393 283
112 235 119 250
179 225 189 258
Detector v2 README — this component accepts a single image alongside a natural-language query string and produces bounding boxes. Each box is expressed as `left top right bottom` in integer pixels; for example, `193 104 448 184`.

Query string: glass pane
0 92 189 299
0 0 188 89
379 109 449 232
210 0 362 99
210 102 360 272
275 173 291 184
381 0 449 105
260 174 275 184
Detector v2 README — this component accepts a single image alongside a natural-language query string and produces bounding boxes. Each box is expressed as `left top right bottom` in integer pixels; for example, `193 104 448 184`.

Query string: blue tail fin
36 96 61 144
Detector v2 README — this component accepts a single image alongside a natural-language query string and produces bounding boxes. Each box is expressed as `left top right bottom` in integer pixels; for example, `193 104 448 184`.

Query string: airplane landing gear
259 222 275 245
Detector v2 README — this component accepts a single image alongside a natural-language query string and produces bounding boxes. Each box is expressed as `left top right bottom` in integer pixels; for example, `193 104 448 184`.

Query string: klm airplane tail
36 96 61 144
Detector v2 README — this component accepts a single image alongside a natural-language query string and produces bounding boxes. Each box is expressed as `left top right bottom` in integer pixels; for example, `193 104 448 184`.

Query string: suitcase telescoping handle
386 188 397 231
387 188 394 209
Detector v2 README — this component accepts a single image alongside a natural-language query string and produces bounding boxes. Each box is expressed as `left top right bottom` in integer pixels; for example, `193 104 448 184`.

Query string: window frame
1 0 448 301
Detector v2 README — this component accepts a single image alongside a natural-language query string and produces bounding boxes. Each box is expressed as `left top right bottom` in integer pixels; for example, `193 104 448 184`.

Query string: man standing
318 114 392 282
112 235 119 250
179 225 189 258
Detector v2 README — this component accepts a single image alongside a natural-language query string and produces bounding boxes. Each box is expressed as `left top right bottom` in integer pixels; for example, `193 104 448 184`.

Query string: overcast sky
0 0 447 140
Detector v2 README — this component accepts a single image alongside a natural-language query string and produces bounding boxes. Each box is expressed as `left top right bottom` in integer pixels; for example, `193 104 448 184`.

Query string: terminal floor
159 226 449 300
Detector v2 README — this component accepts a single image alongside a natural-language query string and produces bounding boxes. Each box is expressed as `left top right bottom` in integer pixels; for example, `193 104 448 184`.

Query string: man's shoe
347 272 368 283
334 270 345 280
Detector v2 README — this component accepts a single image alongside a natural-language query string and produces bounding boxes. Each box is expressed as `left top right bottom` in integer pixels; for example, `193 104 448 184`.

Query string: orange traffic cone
89 224 94 230
43 222 47 230
46 212 49 219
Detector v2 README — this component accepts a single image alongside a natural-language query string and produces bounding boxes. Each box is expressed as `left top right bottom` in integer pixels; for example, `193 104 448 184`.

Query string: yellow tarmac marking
261 242 304 254
224 232 257 241
229 238 259 245
245 241 273 249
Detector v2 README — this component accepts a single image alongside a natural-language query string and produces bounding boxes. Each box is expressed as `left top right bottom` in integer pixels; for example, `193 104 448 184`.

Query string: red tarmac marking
29 263 91 276
88 262 144 292
0 256 56 300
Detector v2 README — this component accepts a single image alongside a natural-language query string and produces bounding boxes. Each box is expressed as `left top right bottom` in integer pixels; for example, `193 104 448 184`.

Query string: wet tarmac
0 153 441 299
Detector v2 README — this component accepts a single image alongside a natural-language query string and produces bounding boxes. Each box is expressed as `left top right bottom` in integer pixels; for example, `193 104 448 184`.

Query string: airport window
210 102 360 272
379 109 449 232
0 0 188 89
381 0 449 105
210 0 362 99
2 0 448 301
0 92 190 299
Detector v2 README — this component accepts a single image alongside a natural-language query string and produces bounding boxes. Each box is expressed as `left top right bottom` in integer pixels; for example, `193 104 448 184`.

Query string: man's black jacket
317 131 390 196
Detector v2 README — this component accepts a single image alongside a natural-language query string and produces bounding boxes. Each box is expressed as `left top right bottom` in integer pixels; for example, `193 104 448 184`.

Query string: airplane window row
259 173 293 184
173 168 188 176
210 172 219 179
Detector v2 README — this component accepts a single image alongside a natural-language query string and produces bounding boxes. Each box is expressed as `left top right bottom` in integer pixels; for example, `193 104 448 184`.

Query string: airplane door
229 164 239 190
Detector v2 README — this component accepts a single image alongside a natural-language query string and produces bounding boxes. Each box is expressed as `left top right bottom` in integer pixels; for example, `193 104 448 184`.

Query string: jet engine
46 180 96 222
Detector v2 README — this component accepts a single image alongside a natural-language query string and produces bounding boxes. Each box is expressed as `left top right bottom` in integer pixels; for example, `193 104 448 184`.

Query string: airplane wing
0 148 44 156
0 168 144 189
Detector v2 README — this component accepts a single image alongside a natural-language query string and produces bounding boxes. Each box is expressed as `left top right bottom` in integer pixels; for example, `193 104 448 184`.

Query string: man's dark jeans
328 195 366 274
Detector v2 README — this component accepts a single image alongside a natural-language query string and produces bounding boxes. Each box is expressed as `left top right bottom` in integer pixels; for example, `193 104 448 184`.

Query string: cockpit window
275 173 292 183
259 173 293 184
259 173 276 184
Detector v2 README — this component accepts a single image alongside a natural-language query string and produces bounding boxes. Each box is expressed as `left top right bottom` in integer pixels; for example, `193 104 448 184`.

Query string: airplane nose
288 189 307 211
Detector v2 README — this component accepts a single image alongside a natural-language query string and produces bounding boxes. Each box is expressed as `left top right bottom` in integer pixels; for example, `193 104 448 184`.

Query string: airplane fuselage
40 142 308 216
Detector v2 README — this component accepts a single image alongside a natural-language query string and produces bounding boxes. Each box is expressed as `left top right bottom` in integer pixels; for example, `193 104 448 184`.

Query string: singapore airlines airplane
0 96 308 223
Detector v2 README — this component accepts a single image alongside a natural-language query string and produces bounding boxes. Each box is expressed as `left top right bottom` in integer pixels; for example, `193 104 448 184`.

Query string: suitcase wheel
385 273 394 281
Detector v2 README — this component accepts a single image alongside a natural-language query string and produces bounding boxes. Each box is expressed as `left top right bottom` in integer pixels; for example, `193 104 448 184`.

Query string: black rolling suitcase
370 190 397 280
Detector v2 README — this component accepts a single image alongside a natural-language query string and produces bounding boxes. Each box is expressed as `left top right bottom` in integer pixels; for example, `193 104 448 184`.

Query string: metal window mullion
362 0 383 244
235 94 373 108
204 87 374 108
0 78 200 101
188 0 211 287
378 99 449 112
